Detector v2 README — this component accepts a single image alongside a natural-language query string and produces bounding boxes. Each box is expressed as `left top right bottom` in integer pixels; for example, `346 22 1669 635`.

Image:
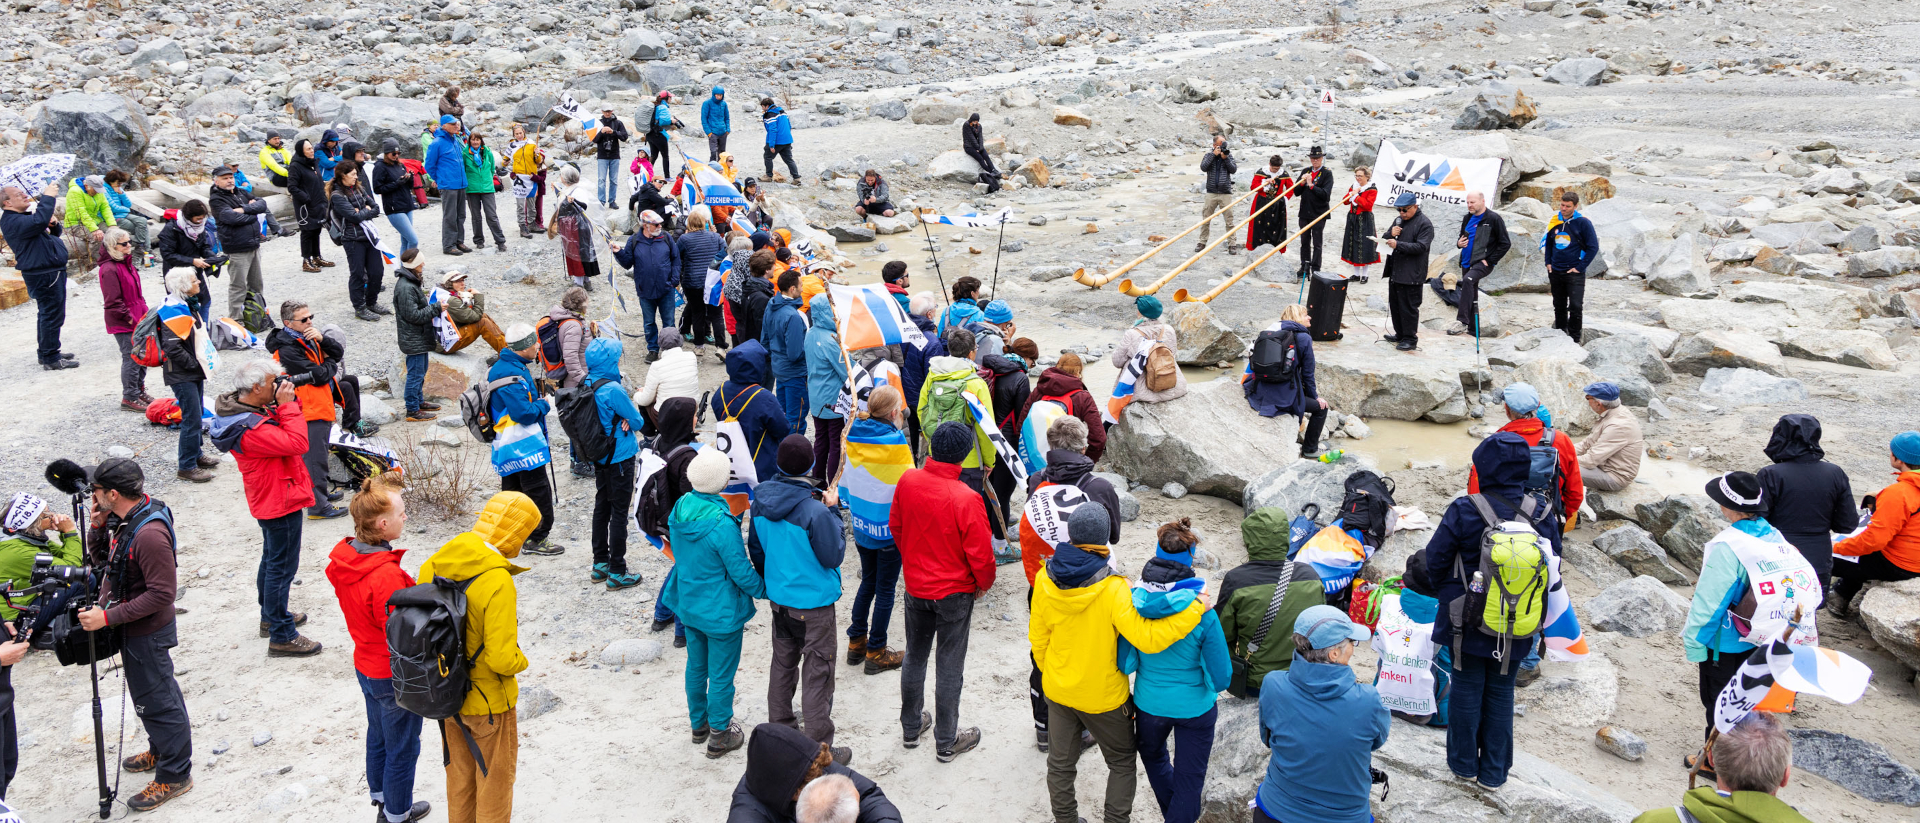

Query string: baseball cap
1393 192 1418 208
1293 604 1370 649
84 457 145 497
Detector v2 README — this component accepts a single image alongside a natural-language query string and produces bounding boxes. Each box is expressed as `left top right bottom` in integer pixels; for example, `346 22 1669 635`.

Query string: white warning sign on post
1319 89 1337 111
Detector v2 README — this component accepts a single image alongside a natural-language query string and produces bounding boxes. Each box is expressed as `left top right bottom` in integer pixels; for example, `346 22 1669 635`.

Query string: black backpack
1338 469 1397 550
555 378 623 465
634 444 695 539
1250 329 1301 384
387 571 501 775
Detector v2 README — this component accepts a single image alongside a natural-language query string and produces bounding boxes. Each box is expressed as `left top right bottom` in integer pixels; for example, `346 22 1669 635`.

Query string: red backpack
401 159 429 205
129 307 165 368
145 397 182 425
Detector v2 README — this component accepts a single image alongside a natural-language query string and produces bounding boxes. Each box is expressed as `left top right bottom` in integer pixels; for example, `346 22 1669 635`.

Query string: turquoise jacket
1684 518 1778 663
803 293 848 419
1119 587 1232 720
662 492 764 635
585 338 644 465
747 474 845 610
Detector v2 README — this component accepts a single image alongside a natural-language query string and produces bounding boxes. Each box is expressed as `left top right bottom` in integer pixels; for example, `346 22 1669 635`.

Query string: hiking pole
919 215 951 314
988 209 1008 301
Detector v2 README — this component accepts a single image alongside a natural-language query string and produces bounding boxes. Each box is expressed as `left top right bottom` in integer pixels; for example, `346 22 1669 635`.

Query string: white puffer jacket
633 347 701 409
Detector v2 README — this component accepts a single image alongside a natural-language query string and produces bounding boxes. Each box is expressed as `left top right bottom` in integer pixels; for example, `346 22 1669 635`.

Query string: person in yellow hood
1030 504 1207 823
415 491 537 823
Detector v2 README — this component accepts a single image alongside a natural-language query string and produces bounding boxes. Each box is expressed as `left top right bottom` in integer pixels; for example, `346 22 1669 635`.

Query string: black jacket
1296 165 1334 218
209 184 268 253
734 274 774 344
1026 450 1122 544
156 301 202 386
328 184 381 244
593 117 630 160
154 221 215 275
1758 414 1859 567
1382 209 1434 285
1200 148 1237 194
288 154 328 229
982 354 1031 443
392 267 435 356
265 327 343 387
962 122 985 155
630 181 674 229
0 195 67 275
1457 208 1510 270
726 723 902 823
371 158 417 215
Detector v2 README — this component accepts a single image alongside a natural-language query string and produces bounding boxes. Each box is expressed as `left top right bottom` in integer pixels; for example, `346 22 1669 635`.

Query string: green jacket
463 146 499 194
1214 507 1325 691
0 530 83 620
916 356 996 469
1632 788 1813 823
63 180 116 232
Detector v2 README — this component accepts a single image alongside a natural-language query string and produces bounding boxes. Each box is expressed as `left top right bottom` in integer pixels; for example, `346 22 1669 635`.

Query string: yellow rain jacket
1030 557 1206 714
414 492 537 716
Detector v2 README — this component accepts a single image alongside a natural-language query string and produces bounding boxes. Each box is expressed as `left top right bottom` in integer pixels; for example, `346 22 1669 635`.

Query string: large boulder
1512 357 1601 436
1170 303 1247 365
1371 725 1639 823
1699 367 1808 406
1787 730 1920 806
1591 524 1691 584
1750 220 1843 248
1724 280 1870 328
348 98 441 160
1545 57 1610 86
1647 232 1716 298
1477 211 1549 293
1172 77 1219 103
1668 331 1787 377
1581 197 1659 277
1848 247 1920 277
908 95 967 125
1858 577 1920 670
1104 380 1306 504
1511 172 1615 207
1562 538 1633 589
1316 344 1472 423
1635 495 1723 572
1778 328 1898 370
926 150 983 184
1583 334 1673 385
182 88 254 119
1486 328 1588 369
291 92 350 127
1586 575 1689 638
1243 455 1368 520
618 28 669 60
27 93 153 178
1451 82 1538 130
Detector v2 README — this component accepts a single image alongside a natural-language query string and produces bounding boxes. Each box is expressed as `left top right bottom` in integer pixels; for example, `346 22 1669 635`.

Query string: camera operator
209 360 325 658
266 299 371 521
0 493 82 623
75 458 192 812
0 620 26 800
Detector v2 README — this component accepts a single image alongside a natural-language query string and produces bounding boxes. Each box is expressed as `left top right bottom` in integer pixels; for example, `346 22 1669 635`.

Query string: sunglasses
293 315 314 323
112 240 132 247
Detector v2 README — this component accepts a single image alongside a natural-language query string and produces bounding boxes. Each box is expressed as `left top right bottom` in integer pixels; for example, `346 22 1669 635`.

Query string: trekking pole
919 215 951 315
988 210 1008 301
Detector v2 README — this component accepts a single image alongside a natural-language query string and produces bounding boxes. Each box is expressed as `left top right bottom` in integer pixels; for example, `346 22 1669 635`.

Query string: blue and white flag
705 258 730 306
927 207 1012 228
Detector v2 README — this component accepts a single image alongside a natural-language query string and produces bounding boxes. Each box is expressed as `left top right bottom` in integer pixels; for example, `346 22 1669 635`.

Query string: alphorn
1117 178 1302 297
1172 208 1336 303
1069 187 1258 288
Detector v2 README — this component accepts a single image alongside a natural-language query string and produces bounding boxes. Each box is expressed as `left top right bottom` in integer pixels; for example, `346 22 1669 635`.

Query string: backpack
1143 343 1179 393
1338 470 1397 550
1250 328 1302 384
400 159 429 206
239 291 274 334
555 378 622 465
921 374 980 440
386 570 501 774
1287 503 1322 559
129 307 166 367
635 444 695 538
1448 493 1550 674
1524 429 1562 512
533 315 580 382
145 397 182 426
459 377 522 444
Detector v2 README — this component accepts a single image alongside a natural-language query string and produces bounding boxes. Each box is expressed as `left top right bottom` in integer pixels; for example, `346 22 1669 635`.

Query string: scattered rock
350 98 441 162
908 95 967 125
1699 367 1808 406
618 28 669 61
1512 357 1602 435
1787 729 1920 806
868 100 908 121
927 150 985 184
1591 525 1691 584
1778 328 1897 371
1545 57 1609 86
252 728 273 747
1847 247 1920 277
519 685 562 720
358 395 399 426
600 638 665 665
1527 652 1619 727
1162 482 1187 500
27 92 153 178
1595 726 1647 762
826 224 877 243
1052 106 1092 127
1452 82 1538 130
1585 575 1689 638
1028 265 1077 282
1105 380 1309 504
1244 455 1364 521
1647 233 1716 298
1172 77 1218 103
1317 346 1469 422
1000 88 1038 108
1635 495 1723 572
1510 172 1615 209
1583 334 1673 385
1668 331 1787 377
1858 577 1920 670
258 783 309 813
1168 302 1246 365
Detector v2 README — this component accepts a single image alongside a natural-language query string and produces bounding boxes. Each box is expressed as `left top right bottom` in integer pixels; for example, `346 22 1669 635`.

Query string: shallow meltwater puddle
1342 418 1477 471
1633 457 1725 498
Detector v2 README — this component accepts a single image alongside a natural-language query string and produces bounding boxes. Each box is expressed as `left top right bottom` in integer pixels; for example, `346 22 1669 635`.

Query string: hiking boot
1193 242 1205 253
308 504 349 520
903 711 933 749
326 487 347 503
176 468 215 483
302 259 322 272
1446 322 1470 336
121 398 148 413
673 634 686 648
368 303 393 316
316 258 336 267
1227 245 1239 255
864 646 903 674
122 750 156 773
260 613 310 637
406 410 438 423
1079 729 1097 754
42 359 76 370
646 350 659 363
267 635 324 657
830 746 852 766
496 242 507 253
692 725 710 744
706 722 745 758
1515 666 1542 687
419 401 443 412
357 308 381 322
605 571 643 590
137 391 157 405
127 779 192 811
846 636 867 666
937 727 981 762
522 539 564 556
1035 728 1050 752
382 800 432 822
1381 334 1402 343
197 454 220 469
443 246 465 256
651 618 674 633
456 243 475 253
570 460 595 478
590 563 611 582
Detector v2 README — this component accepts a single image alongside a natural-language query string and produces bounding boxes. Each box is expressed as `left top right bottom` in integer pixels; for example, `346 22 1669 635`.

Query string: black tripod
70 494 115 820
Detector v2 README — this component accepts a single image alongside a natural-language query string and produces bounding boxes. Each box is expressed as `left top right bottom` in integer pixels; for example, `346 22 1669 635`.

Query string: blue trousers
847 546 901 649
404 352 428 415
1447 652 1518 787
1136 705 1217 823
256 511 304 643
385 211 419 252
636 294 676 353
775 382 809 436
654 569 685 638
684 626 744 731
358 673 423 821
597 158 621 206
172 380 205 471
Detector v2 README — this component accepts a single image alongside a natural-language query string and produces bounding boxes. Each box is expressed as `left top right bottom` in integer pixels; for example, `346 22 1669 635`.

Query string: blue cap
1582 381 1620 402
1393 192 1419 208
1894 431 1920 466
1294 604 1370 650
439 115 458 126
1502 382 1540 415
983 300 1014 324
1135 294 1163 319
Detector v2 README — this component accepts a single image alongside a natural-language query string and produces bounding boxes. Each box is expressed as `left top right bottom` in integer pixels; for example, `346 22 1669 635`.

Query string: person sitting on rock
854 170 895 219
1629 712 1811 823
1574 381 1643 494
436 271 507 356
1832 431 1920 616
1243 304 1329 459
1109 295 1187 404
1216 508 1324 693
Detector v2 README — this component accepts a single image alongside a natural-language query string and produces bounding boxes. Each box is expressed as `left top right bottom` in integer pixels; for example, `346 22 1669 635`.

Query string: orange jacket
1467 416 1583 517
1836 471 1920 572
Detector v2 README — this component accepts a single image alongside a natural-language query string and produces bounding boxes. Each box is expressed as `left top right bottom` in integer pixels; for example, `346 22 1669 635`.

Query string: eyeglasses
293 315 314 323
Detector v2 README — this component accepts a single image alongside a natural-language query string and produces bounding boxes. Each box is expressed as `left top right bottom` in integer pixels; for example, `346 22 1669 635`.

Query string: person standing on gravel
750 434 851 764
761 97 800 184
764 270 811 434
1448 191 1509 338
463 131 508 253
646 92 679 180
155 269 217 482
391 250 441 424
1121 521 1229 823
1254 605 1387 823
210 165 271 319
328 165 390 320
372 139 421 253
592 106 631 210
2 183 73 370
424 116 470 255
1295 146 1334 277
677 208 729 352
98 227 152 411
488 324 564 558
702 87 732 161
614 210 681 361
1543 191 1599 342
288 140 335 271
664 448 765 758
1379 192 1433 352
265 299 364 519
1756 414 1856 600
1196 135 1237 253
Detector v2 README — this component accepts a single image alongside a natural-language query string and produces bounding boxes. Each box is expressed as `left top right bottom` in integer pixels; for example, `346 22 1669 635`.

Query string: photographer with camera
208 360 325 658
0 493 82 623
75 458 192 812
1253 605 1389 823
266 299 371 520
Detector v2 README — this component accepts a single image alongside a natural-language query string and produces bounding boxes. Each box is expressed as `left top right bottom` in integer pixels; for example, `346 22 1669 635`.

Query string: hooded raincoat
587 338 645 465
414 494 537 716
1119 558 1231 719
1215 508 1325 690
1256 653 1390 823
1428 433 1556 661
713 341 791 483
326 538 414 679
803 294 847 419
1756 414 1857 583
763 292 809 386
747 474 846 610
727 723 902 823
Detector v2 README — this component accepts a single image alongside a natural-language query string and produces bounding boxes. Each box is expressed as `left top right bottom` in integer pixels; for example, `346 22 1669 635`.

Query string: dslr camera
276 370 322 388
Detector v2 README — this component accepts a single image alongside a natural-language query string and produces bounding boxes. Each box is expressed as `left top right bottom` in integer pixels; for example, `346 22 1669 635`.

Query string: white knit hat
687 448 732 495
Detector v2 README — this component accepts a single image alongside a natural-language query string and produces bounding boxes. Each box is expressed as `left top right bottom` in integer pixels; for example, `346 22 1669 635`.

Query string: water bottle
1470 571 1486 594
1317 449 1345 464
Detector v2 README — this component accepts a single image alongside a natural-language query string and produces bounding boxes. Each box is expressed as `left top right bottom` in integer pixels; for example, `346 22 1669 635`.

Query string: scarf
177 212 206 240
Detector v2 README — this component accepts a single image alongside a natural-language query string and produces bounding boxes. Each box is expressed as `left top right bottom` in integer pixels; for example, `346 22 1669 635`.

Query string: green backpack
920 374 980 454
1449 493 1550 673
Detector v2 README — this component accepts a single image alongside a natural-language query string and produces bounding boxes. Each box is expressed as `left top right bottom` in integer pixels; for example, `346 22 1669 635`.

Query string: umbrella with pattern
0 153 75 195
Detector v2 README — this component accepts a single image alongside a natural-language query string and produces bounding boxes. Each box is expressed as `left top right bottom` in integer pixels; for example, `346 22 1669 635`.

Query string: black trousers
342 239 384 310
591 457 636 573
299 226 323 260
0 670 14 799
1298 210 1327 272
22 269 65 364
1388 281 1424 344
647 132 671 178
501 463 555 544
1698 653 1746 741
679 282 725 346
764 144 799 180
958 466 1005 542
1548 267 1586 342
1299 404 1330 455
1833 551 1920 609
123 622 193 784
1455 262 1491 328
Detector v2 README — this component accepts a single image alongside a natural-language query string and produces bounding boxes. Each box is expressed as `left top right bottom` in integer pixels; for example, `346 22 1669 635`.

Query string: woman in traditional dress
1246 154 1293 252
1339 166 1381 278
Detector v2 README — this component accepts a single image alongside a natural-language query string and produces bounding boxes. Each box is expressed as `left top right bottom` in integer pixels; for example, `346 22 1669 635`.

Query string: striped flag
1104 345 1151 425
828 283 927 350
677 152 749 207
835 357 903 418
363 218 396 265
839 423 914 546
1540 548 1589 662
1019 399 1071 476
705 258 730 306
962 391 1026 485
927 207 1012 228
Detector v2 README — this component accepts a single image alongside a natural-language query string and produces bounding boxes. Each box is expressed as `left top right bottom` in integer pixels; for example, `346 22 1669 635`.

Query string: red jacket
1024 368 1106 462
216 396 317 519
890 460 996 600
1467 416 1583 517
325 537 415 678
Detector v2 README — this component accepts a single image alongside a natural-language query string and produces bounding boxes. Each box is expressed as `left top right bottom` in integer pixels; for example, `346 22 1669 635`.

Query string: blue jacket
1684 518 1778 663
1 195 68 275
663 492 765 635
747 474 845 610
104 183 134 219
1257 654 1391 823
701 88 731 136
1425 432 1555 661
1543 212 1600 273
652 101 673 132
615 230 681 301
488 348 550 438
763 293 809 384
936 299 984 337
1119 576 1232 720
803 294 848 419
317 130 343 182
902 313 944 414
1244 320 1318 419
423 127 466 189
762 104 793 147
586 338 645 464
712 341 791 483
